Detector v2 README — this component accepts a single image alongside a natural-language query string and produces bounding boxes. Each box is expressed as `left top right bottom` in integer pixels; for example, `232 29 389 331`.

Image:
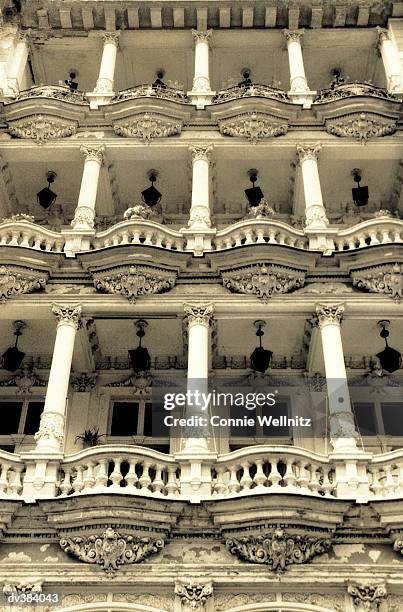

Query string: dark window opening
110 402 139 436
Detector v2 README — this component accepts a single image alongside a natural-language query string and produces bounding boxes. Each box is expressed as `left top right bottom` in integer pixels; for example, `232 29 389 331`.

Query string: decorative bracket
222 264 305 301
93 265 177 303
351 264 403 302
0 266 47 302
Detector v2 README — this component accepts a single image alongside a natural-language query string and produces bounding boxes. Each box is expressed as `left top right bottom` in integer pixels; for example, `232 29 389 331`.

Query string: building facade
0 0 403 610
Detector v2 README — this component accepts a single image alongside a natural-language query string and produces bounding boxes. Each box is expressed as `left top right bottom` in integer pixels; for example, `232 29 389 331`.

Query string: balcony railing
213 83 290 104
112 84 190 104
333 217 403 251
91 218 186 251
0 449 24 498
0 218 65 252
7 85 89 105
213 219 308 251
314 82 401 104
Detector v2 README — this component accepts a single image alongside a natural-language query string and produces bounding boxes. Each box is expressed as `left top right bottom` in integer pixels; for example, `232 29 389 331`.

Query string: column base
174 450 217 502
20 451 64 500
61 228 95 256
288 90 317 108
304 227 335 254
86 91 115 109
180 228 216 256
187 90 216 109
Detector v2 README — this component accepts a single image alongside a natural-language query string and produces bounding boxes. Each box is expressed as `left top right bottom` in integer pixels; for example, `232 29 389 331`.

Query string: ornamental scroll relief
351 263 403 302
0 266 47 302
221 264 305 301
113 113 182 142
93 265 177 303
219 112 288 143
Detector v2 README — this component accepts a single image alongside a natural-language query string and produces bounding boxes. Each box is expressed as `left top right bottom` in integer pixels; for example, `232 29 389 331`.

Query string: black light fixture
238 68 252 88
1 321 26 372
330 67 344 87
141 170 162 207
245 169 264 207
376 320 402 374
250 320 273 374
129 320 151 373
153 69 166 89
352 168 369 207
37 171 57 210
64 70 78 91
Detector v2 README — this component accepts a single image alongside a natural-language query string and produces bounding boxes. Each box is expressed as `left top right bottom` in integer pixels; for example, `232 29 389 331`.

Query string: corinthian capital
376 26 390 46
315 303 345 327
101 31 120 46
189 144 213 163
80 145 105 165
283 29 304 44
192 30 213 45
184 303 214 327
347 582 387 611
296 143 321 163
52 304 82 329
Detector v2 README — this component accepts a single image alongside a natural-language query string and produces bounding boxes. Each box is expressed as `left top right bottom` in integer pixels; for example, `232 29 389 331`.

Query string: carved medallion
222 264 305 301
326 113 396 142
60 528 164 577
0 266 47 302
113 113 182 141
226 529 331 573
219 112 288 143
351 264 403 302
93 265 176 303
8 114 77 144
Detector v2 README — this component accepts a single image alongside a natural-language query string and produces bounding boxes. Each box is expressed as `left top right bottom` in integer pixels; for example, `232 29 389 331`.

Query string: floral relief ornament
93 265 177 303
114 113 182 142
0 366 46 394
219 112 288 143
0 266 47 302
347 582 387 611
175 581 213 611
59 528 164 577
326 113 396 142
8 114 77 144
52 304 82 328
352 264 403 302
222 264 305 301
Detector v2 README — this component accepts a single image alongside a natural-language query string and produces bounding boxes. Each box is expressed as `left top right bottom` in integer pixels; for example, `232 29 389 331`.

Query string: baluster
383 464 396 495
110 457 123 488
55 239 64 252
253 459 267 489
0 233 7 245
296 461 310 491
125 459 139 490
283 458 297 488
308 463 321 494
152 464 165 494
213 466 228 495
268 459 282 487
44 239 52 251
144 232 153 245
59 468 73 496
392 230 402 243
234 233 242 246
20 232 30 247
121 231 129 244
165 239 172 249
358 233 367 248
82 461 96 491
166 465 179 496
278 232 286 245
368 231 379 245
10 466 23 496
369 468 382 497
244 230 254 244
112 234 120 245
256 229 265 243
138 460 152 489
72 466 84 493
95 459 108 489
0 463 10 493
10 231 20 246
268 230 277 244
239 463 253 490
225 237 233 249
381 228 391 243
227 466 241 493
321 467 335 497
155 233 163 247
132 231 141 244
347 238 356 249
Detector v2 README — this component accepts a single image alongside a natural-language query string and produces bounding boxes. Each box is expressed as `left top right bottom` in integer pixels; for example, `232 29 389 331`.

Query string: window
109 400 170 449
229 397 292 448
381 403 403 436
352 403 377 436
0 400 44 436
352 400 403 440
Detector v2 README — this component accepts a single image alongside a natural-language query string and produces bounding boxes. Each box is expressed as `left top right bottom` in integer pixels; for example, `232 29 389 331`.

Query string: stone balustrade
367 449 403 499
213 83 290 104
214 219 308 251
0 219 65 252
7 85 89 105
58 445 181 498
91 219 186 251
212 446 336 498
0 450 25 498
112 84 190 104
333 217 403 251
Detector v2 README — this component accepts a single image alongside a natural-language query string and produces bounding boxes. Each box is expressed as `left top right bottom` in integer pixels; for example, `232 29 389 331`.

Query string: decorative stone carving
59 528 164 577
326 113 396 142
8 115 77 144
3 580 42 594
315 303 345 327
352 264 403 302
113 593 174 611
283 29 304 44
93 265 177 303
282 592 344 611
0 266 47 302
347 583 387 611
71 372 97 392
123 204 157 220
184 303 214 326
219 113 288 143
393 536 403 556
114 113 182 141
314 81 399 104
296 143 321 162
222 264 305 301
244 199 275 219
215 593 275 611
175 581 213 611
226 529 331 573
297 282 353 295
14 85 88 105
34 411 65 446
71 205 95 230
0 366 46 394
106 372 153 395
52 304 82 329
304 372 327 392
80 144 105 164
0 213 34 223
189 144 213 163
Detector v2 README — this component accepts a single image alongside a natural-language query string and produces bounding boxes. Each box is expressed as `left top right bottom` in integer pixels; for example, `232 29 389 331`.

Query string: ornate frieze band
113 113 182 141
59 528 164 577
7 115 78 144
226 528 331 573
0 266 47 302
326 113 396 142
222 264 305 301
219 112 288 143
352 264 403 302
93 265 177 303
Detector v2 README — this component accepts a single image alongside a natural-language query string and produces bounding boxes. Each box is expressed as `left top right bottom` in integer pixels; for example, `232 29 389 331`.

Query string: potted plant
75 428 105 449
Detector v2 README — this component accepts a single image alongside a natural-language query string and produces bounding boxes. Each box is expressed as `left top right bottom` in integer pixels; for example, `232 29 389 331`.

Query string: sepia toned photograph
0 0 402 611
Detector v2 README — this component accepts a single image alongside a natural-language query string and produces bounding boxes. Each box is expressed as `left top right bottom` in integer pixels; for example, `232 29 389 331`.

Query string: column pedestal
187 31 216 109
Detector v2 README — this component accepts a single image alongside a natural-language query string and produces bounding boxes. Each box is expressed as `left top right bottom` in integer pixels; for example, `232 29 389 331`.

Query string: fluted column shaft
316 303 358 451
188 145 213 230
377 27 401 92
296 144 328 230
71 145 105 230
34 304 82 453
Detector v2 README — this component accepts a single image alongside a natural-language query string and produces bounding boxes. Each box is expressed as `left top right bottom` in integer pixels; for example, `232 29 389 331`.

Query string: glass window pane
352 403 377 436
263 401 290 437
24 402 44 435
143 402 169 437
0 402 23 434
381 403 403 436
230 404 255 436
111 402 138 436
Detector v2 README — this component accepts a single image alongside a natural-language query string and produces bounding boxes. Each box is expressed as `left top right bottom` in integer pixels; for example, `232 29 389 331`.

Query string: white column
71 145 105 230
377 27 401 92
183 303 214 452
5 32 29 96
283 29 315 107
188 30 215 108
34 304 82 453
296 143 329 230
188 145 213 230
87 32 119 108
316 303 359 452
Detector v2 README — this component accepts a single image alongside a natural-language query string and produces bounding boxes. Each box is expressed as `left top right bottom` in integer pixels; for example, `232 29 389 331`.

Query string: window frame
0 395 45 444
107 397 170 448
